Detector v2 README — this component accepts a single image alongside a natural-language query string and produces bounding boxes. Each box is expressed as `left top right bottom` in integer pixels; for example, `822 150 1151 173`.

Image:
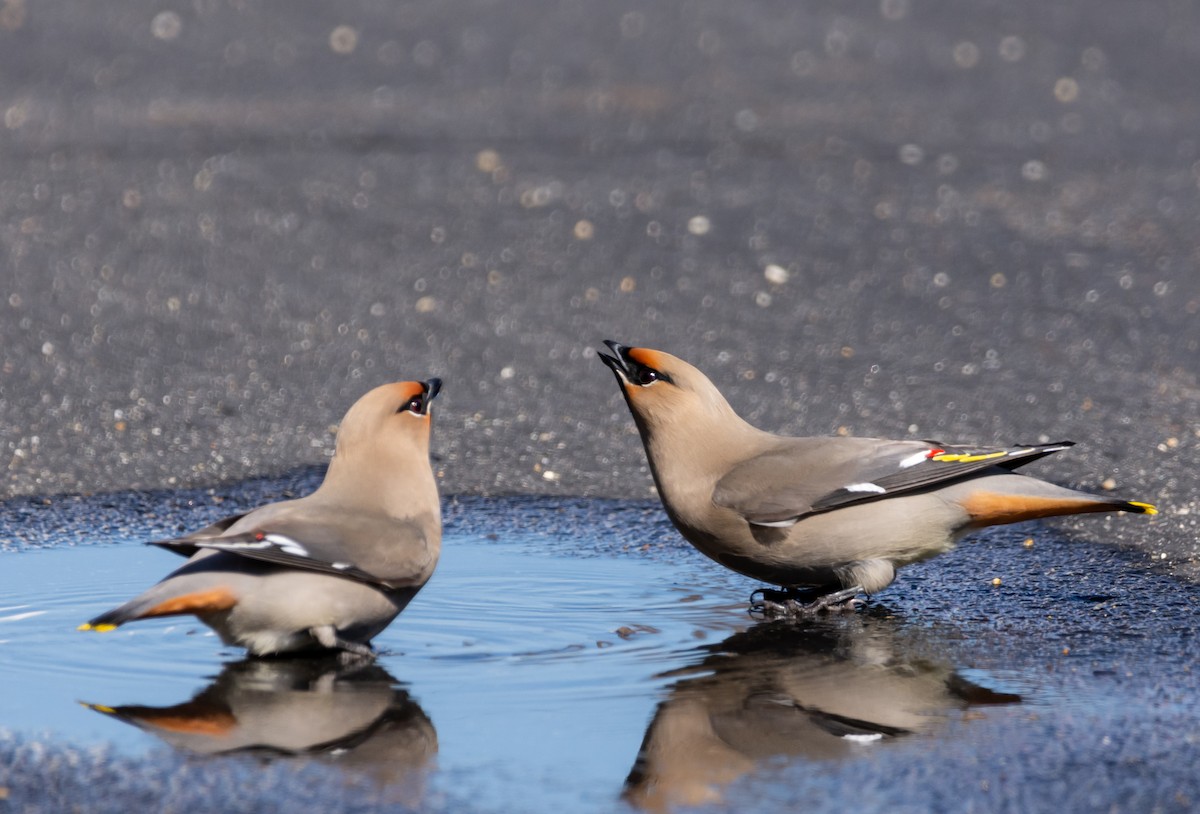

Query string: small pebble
764 264 789 285
1054 77 1079 103
329 25 358 54
899 143 924 165
476 149 501 173
151 11 182 41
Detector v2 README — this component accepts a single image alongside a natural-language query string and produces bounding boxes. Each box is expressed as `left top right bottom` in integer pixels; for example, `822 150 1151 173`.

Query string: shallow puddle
2 492 1199 813
0 531 1017 812
1 537 740 806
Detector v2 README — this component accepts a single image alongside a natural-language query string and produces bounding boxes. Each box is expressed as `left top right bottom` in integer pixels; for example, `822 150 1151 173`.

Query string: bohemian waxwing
79 379 443 656
599 342 1156 614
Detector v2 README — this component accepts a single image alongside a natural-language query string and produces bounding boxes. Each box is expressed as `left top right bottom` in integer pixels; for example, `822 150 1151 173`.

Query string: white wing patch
263 533 309 557
209 538 273 550
898 451 929 469
844 482 887 494
207 533 311 557
748 517 799 529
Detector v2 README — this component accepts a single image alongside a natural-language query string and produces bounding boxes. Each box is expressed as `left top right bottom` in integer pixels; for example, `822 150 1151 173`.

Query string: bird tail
951 475 1158 528
78 596 160 632
77 606 129 633
1120 500 1158 515
78 586 238 633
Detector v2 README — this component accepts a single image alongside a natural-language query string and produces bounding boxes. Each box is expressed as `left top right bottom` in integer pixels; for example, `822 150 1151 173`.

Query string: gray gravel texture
0 1 1197 571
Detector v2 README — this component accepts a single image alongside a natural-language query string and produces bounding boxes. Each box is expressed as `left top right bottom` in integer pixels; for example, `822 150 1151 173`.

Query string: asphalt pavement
1 0 1197 579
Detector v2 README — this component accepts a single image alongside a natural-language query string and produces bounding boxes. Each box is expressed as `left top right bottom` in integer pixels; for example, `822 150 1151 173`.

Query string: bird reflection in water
83 655 436 790
623 615 1020 812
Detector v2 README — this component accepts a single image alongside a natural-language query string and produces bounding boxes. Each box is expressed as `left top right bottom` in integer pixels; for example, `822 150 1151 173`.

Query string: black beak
422 378 443 403
599 340 631 380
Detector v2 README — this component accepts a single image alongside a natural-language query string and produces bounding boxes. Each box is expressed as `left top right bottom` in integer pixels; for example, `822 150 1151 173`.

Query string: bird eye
401 396 424 414
635 368 660 386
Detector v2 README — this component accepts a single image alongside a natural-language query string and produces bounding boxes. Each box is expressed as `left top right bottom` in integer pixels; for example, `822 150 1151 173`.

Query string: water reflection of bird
623 616 1020 812
82 656 437 789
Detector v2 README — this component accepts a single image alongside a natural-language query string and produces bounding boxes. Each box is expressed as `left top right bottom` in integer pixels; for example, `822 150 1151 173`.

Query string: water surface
2 493 1198 813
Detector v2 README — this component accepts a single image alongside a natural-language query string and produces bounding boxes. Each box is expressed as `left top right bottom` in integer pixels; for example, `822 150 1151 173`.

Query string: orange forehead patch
627 347 670 371
389 381 425 403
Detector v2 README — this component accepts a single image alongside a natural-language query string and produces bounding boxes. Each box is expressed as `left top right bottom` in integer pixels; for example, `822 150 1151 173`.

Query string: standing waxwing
79 379 443 656
599 342 1157 614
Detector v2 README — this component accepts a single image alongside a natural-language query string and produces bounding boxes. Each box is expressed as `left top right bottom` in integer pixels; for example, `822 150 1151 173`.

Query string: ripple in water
0 536 746 745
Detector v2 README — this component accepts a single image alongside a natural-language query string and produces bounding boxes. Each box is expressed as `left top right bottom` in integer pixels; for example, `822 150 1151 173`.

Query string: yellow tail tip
80 702 116 714
1128 501 1158 516
78 622 117 632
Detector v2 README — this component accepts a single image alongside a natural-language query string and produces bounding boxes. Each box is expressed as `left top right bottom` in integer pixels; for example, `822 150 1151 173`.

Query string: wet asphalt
1 0 1199 810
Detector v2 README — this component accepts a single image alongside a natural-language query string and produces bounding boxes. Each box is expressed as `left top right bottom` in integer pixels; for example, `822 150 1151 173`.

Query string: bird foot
750 586 866 619
310 625 377 661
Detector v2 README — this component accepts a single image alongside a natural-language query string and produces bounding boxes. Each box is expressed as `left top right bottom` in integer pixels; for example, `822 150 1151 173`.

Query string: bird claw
310 625 377 661
749 586 865 619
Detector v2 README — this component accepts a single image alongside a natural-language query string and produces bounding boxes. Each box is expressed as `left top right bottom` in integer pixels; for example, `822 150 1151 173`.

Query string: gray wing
152 512 249 558
150 507 437 590
712 439 1073 526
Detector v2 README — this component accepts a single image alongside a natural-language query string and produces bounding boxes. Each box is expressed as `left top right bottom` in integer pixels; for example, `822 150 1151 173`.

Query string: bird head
598 341 739 434
332 378 442 466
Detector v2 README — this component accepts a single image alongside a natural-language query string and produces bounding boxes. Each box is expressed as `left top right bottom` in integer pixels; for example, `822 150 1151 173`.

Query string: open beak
598 340 632 382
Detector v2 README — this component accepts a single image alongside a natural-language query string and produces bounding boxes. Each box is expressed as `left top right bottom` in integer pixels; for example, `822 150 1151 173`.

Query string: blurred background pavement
0 0 1197 571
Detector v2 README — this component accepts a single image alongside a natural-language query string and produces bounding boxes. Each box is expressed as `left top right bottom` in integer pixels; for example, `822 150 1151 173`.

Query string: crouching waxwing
79 379 443 656
599 341 1157 615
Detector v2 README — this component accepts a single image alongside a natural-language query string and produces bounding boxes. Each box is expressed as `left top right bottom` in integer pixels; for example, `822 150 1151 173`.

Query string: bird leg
309 625 376 659
750 585 865 619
